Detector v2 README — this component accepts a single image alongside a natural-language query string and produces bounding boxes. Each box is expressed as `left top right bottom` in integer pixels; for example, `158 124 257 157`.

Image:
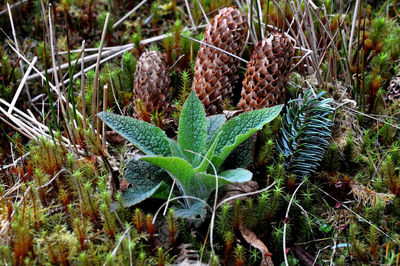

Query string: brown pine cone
191 7 247 115
238 33 295 111
387 76 400 102
133 51 170 117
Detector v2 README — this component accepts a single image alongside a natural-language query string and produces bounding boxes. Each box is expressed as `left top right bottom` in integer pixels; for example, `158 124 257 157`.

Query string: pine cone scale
191 7 247 115
238 33 295 111
133 51 170 118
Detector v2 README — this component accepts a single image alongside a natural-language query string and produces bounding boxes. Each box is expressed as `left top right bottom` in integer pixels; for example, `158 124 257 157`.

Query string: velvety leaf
174 201 207 225
139 156 195 197
222 137 254 170
167 138 187 161
178 92 207 162
219 168 253 183
98 111 171 156
210 105 283 169
206 114 227 146
120 159 170 207
193 169 252 199
195 132 221 173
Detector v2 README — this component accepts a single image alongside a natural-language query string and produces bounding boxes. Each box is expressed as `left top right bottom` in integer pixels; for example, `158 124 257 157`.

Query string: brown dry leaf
350 181 395 207
223 110 244 120
240 223 273 266
220 180 258 204
119 178 132 192
291 245 319 266
106 130 126 145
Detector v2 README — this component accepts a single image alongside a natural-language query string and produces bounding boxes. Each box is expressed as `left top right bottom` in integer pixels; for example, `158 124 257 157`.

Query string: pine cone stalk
238 33 295 111
191 7 247 115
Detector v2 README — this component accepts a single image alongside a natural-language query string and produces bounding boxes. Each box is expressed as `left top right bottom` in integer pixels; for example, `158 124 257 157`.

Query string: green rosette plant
99 92 283 220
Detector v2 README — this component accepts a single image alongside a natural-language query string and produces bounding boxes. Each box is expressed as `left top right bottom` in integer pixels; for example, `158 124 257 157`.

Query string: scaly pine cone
133 51 170 115
387 76 400 102
238 33 295 111
191 7 247 115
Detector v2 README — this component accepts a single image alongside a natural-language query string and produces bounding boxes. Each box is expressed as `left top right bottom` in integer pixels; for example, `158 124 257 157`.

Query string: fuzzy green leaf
211 105 283 169
178 92 207 162
223 137 254 169
193 169 252 198
139 156 250 201
174 201 207 225
138 156 195 197
195 132 221 173
120 159 169 207
219 168 253 183
98 112 171 156
167 138 187 161
206 114 227 146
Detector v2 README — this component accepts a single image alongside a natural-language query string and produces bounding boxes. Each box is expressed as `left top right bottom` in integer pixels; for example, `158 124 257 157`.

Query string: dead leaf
240 223 273 266
106 130 126 145
220 181 259 204
223 110 244 120
119 178 132 192
350 181 395 207
291 245 319 266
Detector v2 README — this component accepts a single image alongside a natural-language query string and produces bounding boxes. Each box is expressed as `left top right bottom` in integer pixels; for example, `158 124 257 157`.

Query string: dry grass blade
341 106 400 130
7 2 30 101
7 56 37 115
81 40 87 132
7 41 84 119
195 0 209 25
61 47 130 87
58 45 126 54
0 115 32 139
348 0 361 63
0 98 74 148
48 5 78 153
182 35 249 64
286 0 323 85
0 0 27 16
256 0 264 39
103 226 132 266
112 0 147 29
91 12 110 137
184 0 196 28
26 48 117 81
106 64 122 115
0 105 39 139
102 84 108 149
1 99 49 133
283 180 305 266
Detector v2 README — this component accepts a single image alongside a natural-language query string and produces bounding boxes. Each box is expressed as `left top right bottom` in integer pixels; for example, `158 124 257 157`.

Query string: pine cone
387 76 400 102
238 33 295 111
191 7 247 115
133 51 170 116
